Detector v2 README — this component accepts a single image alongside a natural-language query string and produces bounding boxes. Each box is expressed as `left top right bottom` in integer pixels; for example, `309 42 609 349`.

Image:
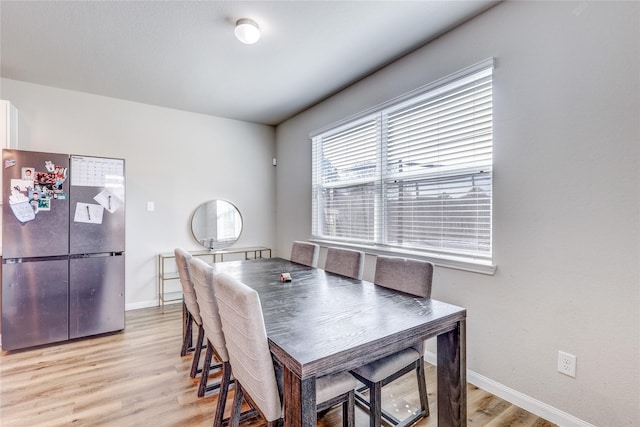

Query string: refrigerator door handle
3 255 70 264
69 252 124 259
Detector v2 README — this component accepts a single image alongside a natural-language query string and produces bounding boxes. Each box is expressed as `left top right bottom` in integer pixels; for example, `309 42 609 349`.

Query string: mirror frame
190 200 243 251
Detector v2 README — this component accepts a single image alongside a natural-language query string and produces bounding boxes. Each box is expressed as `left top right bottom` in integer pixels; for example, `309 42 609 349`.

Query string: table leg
283 367 316 427
437 320 467 427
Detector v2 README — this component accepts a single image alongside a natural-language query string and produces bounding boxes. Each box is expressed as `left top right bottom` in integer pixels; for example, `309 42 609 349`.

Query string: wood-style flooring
0 304 557 427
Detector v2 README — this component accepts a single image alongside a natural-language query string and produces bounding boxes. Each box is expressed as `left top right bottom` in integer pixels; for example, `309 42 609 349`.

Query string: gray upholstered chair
174 248 206 378
189 257 233 426
350 255 434 427
214 272 358 427
290 240 319 267
324 247 365 280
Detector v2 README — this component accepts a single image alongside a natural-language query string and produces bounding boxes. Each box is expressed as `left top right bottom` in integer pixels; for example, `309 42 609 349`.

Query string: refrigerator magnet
11 179 33 192
22 167 35 180
37 198 51 211
34 172 57 188
54 165 67 186
9 189 29 204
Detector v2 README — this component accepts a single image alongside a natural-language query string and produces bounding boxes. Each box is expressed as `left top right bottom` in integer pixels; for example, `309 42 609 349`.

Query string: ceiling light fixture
234 18 260 45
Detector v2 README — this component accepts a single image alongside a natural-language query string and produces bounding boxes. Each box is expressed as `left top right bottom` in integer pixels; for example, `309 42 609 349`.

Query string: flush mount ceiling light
234 18 260 45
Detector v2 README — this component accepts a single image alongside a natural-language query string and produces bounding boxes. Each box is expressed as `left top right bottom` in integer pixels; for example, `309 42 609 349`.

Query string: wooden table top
212 257 466 379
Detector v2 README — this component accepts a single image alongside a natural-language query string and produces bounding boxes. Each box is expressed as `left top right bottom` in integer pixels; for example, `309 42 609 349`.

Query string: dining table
211 257 467 427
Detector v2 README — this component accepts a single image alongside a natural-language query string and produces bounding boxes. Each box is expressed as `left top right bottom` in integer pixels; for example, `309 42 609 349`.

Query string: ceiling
0 1 497 126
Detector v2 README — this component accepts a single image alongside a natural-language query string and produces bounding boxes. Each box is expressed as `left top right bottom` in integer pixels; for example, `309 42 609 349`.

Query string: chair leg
197 341 225 397
343 390 355 427
230 382 244 427
213 361 232 427
181 311 194 357
416 357 429 417
352 358 430 427
198 342 214 397
190 324 206 378
369 381 382 427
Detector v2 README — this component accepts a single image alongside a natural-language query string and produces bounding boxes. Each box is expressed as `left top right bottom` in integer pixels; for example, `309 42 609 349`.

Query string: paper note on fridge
10 201 36 223
93 189 122 214
10 178 34 192
74 202 104 224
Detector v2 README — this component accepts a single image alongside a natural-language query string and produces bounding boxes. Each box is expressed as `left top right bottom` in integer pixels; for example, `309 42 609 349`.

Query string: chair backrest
290 241 319 267
373 255 433 298
189 257 229 363
174 248 202 325
214 272 282 422
324 247 365 280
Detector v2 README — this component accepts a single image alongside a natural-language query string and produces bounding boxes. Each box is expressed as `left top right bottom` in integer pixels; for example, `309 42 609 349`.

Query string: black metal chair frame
351 355 429 427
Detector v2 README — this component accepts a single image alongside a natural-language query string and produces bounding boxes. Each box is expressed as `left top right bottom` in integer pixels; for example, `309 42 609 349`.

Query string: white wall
275 2 639 426
0 78 276 309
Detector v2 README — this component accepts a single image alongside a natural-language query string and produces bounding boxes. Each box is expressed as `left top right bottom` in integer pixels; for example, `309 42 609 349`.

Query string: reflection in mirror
191 200 242 250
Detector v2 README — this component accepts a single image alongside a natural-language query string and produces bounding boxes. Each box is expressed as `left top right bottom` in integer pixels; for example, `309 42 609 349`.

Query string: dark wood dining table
212 257 467 427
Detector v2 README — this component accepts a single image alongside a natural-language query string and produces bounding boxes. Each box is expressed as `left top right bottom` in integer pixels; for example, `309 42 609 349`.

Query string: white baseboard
423 351 596 427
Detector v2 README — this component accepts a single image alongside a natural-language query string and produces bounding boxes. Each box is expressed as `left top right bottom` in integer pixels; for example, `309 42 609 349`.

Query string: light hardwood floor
0 304 556 427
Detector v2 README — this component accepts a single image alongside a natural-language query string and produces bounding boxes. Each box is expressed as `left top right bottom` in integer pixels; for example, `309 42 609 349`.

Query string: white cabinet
0 99 19 200
1 100 19 149
1 99 19 254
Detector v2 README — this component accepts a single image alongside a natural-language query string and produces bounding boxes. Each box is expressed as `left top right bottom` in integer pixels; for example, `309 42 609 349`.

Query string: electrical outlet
558 351 576 378
147 201 155 212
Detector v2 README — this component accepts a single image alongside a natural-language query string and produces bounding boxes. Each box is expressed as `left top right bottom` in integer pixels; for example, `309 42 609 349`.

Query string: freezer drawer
69 254 125 339
1 259 69 351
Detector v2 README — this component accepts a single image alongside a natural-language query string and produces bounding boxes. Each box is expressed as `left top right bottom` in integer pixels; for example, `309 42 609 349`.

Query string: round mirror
191 200 243 250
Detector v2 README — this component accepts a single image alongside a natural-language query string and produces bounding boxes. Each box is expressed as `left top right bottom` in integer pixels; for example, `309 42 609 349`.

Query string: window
311 59 494 267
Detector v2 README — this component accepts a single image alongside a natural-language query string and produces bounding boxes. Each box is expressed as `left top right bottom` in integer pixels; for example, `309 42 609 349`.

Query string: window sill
309 239 497 275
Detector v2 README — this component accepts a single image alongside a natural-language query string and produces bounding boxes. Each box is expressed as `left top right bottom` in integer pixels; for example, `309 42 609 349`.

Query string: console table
157 246 272 311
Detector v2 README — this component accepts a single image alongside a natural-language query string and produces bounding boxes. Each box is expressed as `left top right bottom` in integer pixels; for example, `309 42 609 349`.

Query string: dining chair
324 247 365 280
174 248 206 378
213 272 358 427
350 255 434 427
290 240 319 267
189 257 235 427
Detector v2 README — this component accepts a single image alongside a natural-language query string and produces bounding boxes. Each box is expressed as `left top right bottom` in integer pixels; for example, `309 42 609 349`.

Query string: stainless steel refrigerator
2 149 125 351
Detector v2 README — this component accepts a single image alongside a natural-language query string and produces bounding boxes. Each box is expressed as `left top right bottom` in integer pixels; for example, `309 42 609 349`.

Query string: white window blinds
312 116 380 243
312 59 493 263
